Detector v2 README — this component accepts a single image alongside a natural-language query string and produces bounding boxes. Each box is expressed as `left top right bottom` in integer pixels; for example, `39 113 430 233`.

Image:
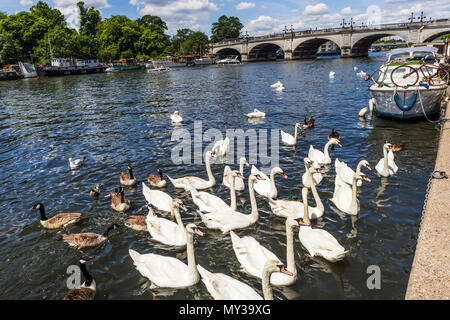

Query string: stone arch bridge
211 20 450 61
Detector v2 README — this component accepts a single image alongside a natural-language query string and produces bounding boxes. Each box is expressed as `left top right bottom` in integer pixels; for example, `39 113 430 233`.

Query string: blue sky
1 0 449 36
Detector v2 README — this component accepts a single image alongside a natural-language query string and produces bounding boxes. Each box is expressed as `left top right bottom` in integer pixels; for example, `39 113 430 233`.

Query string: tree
136 15 167 30
30 1 66 28
0 12 7 20
211 15 243 43
77 1 101 37
171 28 193 53
0 32 22 65
135 24 167 57
34 26 81 64
182 31 209 55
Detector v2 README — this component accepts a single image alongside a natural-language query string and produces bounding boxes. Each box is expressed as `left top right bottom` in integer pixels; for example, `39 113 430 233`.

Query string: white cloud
236 2 255 10
260 5 267 10
20 0 33 6
52 0 111 28
340 7 355 15
246 15 280 35
304 3 329 15
130 0 218 33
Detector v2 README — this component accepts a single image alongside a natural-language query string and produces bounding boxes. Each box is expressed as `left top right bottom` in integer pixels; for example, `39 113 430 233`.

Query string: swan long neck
248 177 259 222
383 146 389 175
323 140 333 162
229 174 237 211
350 175 358 208
186 231 199 281
285 223 296 277
269 170 278 198
239 160 245 174
262 268 274 300
294 124 298 142
306 167 324 212
356 161 364 173
303 190 311 225
174 207 184 230
205 154 215 184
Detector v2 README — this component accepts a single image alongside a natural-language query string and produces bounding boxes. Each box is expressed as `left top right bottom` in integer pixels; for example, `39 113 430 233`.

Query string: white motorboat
18 62 37 78
194 57 214 65
148 66 171 72
105 67 120 72
217 55 241 65
366 46 447 119
151 57 186 68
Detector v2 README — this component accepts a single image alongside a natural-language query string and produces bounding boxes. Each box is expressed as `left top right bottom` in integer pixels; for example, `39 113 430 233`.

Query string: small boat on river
366 46 448 119
111 59 144 71
217 55 241 65
18 62 37 78
36 58 107 77
0 65 21 81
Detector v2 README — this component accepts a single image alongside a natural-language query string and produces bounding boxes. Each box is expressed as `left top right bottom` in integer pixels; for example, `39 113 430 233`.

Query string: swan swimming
251 165 287 199
375 141 398 177
247 108 266 118
170 111 183 123
223 157 249 192
329 71 335 79
308 137 341 165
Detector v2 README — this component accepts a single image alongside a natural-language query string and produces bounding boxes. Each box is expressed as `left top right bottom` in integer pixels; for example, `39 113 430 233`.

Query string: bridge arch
214 48 242 60
422 29 450 42
248 42 283 61
351 33 407 57
292 38 341 59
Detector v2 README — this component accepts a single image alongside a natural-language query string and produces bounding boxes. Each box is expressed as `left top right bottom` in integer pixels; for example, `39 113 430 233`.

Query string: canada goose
124 204 151 231
32 203 82 229
90 184 100 198
147 168 167 188
391 143 405 152
57 224 121 249
110 187 131 212
69 157 86 170
120 165 137 186
328 128 340 151
303 116 314 129
64 255 96 300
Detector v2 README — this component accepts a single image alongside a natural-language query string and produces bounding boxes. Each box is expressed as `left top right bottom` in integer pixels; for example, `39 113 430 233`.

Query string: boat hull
36 66 107 77
370 86 445 119
0 71 21 81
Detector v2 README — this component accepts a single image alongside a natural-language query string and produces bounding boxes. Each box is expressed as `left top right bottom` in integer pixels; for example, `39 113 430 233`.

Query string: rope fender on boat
394 90 418 112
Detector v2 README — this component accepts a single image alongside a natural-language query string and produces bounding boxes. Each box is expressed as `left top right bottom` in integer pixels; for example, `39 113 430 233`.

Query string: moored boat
18 62 37 78
366 46 447 119
111 59 144 71
216 55 241 65
0 65 21 81
36 58 107 77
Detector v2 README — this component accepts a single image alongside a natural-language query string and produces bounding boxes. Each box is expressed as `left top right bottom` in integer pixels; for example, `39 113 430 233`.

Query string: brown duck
390 144 405 152
110 187 131 212
120 165 137 186
57 224 121 249
64 256 96 300
147 168 167 188
303 116 315 129
33 203 82 229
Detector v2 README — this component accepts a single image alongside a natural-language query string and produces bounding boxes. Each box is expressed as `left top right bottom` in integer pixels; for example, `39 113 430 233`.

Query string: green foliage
137 15 167 30
0 32 22 64
0 2 214 66
211 15 243 43
77 1 101 37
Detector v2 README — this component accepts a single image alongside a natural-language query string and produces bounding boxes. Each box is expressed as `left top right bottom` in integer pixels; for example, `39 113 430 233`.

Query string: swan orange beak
193 227 204 236
296 218 310 226
244 160 250 167
362 176 371 182
255 174 265 180
179 204 188 211
337 142 342 147
280 266 294 276
315 168 325 174
281 172 288 179
365 164 372 171
237 172 245 179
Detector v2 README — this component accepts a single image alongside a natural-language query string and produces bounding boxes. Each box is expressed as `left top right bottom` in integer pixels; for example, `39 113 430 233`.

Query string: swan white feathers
170 111 183 123
69 156 85 170
251 165 287 199
280 123 303 146
142 182 173 212
375 141 398 177
247 108 266 118
223 157 249 192
308 137 341 165
335 158 371 187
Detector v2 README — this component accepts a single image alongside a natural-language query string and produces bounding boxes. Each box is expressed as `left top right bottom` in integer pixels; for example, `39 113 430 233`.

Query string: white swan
230 216 301 286
353 66 358 71
330 170 371 215
269 158 324 219
308 138 341 165
270 80 283 88
170 111 183 123
298 187 348 262
335 158 371 187
168 151 216 190
247 108 265 118
145 199 187 246
223 157 249 192
69 157 85 170
359 98 375 118
375 141 398 177
189 170 241 212
275 84 284 92
197 260 293 300
251 165 287 199
357 70 366 78
329 71 335 79
197 173 264 233
128 223 203 288
280 123 303 146
302 160 323 187
142 182 173 212
212 137 230 157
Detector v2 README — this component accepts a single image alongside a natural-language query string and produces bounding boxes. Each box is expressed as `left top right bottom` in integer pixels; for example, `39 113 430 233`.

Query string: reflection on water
0 55 440 299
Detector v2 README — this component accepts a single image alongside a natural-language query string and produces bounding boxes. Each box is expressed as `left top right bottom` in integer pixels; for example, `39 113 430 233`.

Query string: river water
0 54 440 299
